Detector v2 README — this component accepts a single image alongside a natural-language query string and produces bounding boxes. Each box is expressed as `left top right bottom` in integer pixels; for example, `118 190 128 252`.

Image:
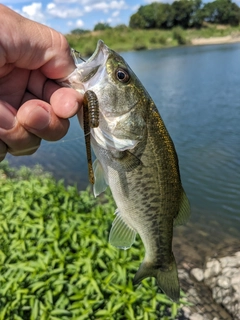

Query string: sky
2 0 161 34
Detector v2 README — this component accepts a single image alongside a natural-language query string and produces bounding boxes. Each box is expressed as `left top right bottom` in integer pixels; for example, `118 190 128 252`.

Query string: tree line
129 0 240 29
70 0 240 34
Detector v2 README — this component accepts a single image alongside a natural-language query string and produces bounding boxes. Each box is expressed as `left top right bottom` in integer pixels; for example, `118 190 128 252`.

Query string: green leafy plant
0 162 186 319
172 27 188 45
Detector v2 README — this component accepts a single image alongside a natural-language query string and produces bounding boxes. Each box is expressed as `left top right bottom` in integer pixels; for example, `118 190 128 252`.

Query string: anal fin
174 190 191 226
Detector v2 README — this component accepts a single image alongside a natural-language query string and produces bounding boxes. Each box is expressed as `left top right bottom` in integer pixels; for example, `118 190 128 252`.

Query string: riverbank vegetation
66 0 240 56
66 23 240 56
0 162 187 319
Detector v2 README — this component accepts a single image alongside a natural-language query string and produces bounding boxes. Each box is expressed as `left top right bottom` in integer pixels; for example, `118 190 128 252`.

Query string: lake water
7 43 240 253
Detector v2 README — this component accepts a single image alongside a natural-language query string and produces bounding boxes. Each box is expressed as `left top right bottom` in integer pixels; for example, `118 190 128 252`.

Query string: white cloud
84 0 127 13
109 1 127 10
7 0 131 33
84 5 92 13
47 3 83 18
112 11 119 18
22 2 41 15
46 2 55 10
76 19 84 27
21 2 45 23
84 3 108 13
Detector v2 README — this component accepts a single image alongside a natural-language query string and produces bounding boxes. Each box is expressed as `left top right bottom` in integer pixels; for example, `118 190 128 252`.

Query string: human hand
0 5 83 161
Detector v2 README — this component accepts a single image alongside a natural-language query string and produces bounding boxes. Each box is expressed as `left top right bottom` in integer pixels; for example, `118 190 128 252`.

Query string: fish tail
133 255 180 302
156 255 180 302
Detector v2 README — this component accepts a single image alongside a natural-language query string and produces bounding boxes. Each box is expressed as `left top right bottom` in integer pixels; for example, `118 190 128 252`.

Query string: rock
182 306 191 318
235 251 240 258
179 250 240 320
202 252 240 319
188 287 202 304
222 267 238 277
178 268 191 282
212 287 222 303
231 272 240 285
191 268 204 282
233 284 240 294
204 259 220 279
220 256 240 268
190 313 204 320
217 276 230 289
222 296 231 304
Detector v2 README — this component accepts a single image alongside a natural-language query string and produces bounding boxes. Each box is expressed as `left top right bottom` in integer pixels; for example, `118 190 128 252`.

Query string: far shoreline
191 34 240 46
66 26 240 56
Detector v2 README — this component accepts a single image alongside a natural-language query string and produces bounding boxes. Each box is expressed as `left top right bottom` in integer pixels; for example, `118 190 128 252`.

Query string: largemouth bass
60 40 190 302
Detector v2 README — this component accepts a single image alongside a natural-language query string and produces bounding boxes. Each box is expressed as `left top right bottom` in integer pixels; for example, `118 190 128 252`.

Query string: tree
128 0 240 29
137 2 159 28
172 0 203 28
70 28 90 35
114 24 128 30
129 0 204 30
229 2 240 25
155 3 175 29
130 2 175 29
94 22 111 31
129 13 146 29
202 0 240 26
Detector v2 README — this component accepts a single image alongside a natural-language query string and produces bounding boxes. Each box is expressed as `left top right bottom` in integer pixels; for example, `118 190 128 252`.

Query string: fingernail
0 104 16 130
25 106 50 130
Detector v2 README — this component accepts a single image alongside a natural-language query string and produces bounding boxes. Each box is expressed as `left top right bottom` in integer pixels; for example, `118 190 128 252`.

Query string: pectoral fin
93 159 108 197
174 190 191 226
109 210 136 250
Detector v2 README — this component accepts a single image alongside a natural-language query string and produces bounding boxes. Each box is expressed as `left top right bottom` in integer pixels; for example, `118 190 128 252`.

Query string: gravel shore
173 213 240 319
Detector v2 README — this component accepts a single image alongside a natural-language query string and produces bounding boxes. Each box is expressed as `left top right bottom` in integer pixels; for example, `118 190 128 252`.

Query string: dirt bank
191 34 240 45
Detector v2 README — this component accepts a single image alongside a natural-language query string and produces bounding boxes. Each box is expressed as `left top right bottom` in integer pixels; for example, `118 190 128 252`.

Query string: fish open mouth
71 40 109 83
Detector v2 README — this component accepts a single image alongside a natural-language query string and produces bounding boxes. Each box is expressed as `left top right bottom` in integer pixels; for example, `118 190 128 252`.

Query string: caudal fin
133 256 180 302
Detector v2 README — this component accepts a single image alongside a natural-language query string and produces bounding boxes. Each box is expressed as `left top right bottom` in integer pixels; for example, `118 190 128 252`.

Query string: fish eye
116 68 130 83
